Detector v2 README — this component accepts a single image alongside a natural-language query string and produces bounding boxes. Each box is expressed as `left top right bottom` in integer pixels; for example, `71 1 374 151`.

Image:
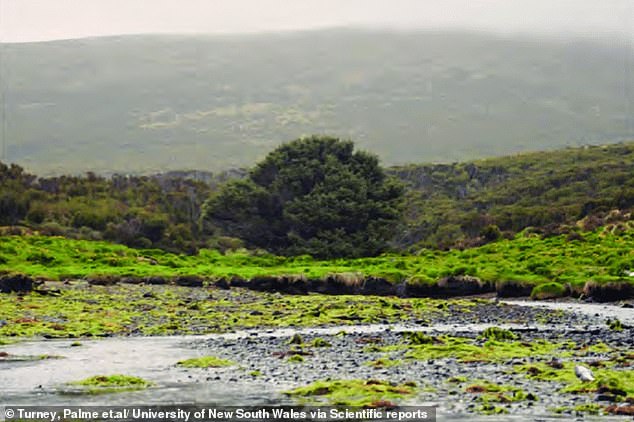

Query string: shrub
202 136 405 258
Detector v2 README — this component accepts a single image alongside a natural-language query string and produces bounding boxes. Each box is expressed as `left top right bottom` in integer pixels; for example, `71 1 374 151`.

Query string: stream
1 300 632 421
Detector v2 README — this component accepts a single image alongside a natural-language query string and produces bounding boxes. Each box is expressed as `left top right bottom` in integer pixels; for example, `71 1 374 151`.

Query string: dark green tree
202 136 405 258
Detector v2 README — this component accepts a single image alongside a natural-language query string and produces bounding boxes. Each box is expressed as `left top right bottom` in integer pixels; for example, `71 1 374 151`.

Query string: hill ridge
1 29 632 175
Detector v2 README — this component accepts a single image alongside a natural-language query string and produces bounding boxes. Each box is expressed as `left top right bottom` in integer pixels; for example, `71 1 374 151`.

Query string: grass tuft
177 356 234 368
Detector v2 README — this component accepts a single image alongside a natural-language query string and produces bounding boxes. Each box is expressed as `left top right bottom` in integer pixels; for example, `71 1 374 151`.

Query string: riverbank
0 281 596 338
1 292 632 419
2 228 634 302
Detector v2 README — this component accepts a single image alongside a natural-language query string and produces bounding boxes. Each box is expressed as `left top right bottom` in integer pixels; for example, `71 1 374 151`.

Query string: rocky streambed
1 294 633 420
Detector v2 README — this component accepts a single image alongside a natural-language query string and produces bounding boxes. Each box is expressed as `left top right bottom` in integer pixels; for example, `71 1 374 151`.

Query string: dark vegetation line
1 141 633 254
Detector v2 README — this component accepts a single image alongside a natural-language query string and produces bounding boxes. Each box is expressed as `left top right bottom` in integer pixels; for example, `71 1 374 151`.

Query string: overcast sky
0 0 632 42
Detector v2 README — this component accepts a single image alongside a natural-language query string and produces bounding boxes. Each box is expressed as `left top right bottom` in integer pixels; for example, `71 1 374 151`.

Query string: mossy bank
2 224 634 301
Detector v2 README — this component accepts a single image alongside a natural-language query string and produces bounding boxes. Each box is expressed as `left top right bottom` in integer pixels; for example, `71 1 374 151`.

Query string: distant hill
1 29 632 175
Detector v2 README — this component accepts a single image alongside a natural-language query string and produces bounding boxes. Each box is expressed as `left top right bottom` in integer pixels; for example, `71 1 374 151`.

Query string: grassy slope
391 142 634 248
2 142 633 255
2 220 633 288
2 30 631 175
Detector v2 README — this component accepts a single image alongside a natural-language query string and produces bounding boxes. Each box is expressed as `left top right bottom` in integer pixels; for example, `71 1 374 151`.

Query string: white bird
574 365 595 382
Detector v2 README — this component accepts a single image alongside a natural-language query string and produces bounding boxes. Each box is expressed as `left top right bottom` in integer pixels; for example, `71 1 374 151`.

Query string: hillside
392 142 634 249
1 29 632 175
1 142 633 253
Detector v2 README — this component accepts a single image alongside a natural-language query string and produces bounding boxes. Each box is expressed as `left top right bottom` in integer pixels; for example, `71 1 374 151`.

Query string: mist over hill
1 29 632 175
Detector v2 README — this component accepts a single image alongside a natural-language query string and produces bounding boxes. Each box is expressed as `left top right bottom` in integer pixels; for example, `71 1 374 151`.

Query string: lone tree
202 136 404 258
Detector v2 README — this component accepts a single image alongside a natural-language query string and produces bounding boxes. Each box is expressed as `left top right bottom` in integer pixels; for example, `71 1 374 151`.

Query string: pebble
174 301 632 417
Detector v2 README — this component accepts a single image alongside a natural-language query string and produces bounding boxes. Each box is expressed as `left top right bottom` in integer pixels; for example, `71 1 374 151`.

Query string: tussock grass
0 224 633 300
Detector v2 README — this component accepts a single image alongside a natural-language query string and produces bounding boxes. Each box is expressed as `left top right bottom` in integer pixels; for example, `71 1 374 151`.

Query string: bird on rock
574 365 595 382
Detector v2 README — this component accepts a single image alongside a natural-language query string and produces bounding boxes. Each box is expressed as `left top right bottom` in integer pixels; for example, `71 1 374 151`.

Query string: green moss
0 281 454 338
573 403 604 415
563 372 634 398
585 341 612 354
516 361 634 400
530 282 567 300
1 226 633 339
177 356 234 368
474 404 508 415
68 374 151 394
406 332 437 345
288 354 305 363
1 228 634 307
466 381 536 404
479 327 518 341
404 335 563 362
551 406 569 414
311 337 332 347
516 362 578 384
285 379 416 406
607 319 623 331
249 370 262 377
288 334 304 345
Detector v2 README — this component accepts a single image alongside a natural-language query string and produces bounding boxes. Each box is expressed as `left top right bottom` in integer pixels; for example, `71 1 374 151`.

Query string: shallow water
1 300 632 421
502 299 634 325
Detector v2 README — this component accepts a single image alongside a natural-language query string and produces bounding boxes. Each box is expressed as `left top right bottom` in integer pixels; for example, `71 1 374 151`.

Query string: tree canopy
202 136 405 258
